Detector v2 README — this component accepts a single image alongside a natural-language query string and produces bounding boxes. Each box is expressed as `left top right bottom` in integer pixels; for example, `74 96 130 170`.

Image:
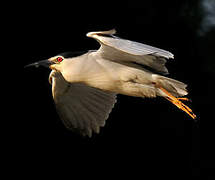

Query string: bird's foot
159 87 197 119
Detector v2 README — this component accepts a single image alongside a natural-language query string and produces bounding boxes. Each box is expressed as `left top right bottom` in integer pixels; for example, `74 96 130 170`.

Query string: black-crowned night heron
25 29 196 137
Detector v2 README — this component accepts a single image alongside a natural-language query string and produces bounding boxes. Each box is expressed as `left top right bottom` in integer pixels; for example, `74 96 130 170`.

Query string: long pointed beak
24 59 54 68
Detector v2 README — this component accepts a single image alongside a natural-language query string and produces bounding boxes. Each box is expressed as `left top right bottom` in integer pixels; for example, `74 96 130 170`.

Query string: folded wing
87 29 174 74
50 70 117 137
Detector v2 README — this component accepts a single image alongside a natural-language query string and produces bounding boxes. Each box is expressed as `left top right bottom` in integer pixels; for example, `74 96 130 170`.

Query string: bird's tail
154 75 197 119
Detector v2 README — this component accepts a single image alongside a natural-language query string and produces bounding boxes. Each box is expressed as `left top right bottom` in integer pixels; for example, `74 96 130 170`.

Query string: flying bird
25 29 196 137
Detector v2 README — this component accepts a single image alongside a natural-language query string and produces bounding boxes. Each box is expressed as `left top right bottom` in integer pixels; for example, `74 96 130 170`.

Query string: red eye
57 57 63 62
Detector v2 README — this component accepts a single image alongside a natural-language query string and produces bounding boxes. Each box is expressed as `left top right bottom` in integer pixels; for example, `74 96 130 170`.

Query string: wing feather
87 29 174 74
50 70 117 137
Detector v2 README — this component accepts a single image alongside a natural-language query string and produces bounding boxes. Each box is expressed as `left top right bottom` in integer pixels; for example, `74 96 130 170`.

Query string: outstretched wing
87 29 174 74
49 70 117 137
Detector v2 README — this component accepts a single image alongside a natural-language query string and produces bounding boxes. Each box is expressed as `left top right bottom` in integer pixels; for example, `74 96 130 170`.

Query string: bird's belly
62 57 154 96
62 67 120 92
83 74 122 93
82 70 153 97
84 78 155 98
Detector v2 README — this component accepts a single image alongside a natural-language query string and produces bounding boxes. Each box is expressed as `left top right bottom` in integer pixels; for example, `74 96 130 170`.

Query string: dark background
22 0 214 179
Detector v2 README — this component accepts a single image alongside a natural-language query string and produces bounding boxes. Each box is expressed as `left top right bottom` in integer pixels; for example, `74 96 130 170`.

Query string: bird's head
48 55 65 71
24 55 65 72
25 51 87 72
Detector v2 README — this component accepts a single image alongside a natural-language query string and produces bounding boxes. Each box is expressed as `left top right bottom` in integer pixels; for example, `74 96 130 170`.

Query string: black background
22 0 214 179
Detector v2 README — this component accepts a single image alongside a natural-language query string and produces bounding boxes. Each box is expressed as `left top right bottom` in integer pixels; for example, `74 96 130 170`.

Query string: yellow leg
159 87 197 119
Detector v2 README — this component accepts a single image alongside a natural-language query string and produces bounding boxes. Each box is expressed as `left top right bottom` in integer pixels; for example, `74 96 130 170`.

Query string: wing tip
157 51 174 59
86 29 116 38
168 53 174 59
